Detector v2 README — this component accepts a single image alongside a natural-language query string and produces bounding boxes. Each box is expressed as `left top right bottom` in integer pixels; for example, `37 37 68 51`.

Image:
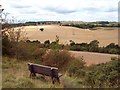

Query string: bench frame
28 63 62 84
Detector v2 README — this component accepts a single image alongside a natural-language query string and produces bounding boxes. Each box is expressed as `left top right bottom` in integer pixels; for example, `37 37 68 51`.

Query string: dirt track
23 25 118 46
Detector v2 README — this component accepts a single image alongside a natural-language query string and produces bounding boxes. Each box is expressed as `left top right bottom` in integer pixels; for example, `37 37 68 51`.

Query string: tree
88 40 99 52
50 35 60 50
40 28 44 31
69 40 75 46
1 10 28 59
44 40 50 48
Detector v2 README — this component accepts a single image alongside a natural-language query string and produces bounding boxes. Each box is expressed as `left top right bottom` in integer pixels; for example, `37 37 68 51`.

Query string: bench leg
51 77 55 84
30 72 36 78
33 73 36 77
51 77 60 84
30 72 32 78
56 77 60 84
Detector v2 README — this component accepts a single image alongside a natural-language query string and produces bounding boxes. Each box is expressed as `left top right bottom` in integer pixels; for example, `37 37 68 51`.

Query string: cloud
43 6 77 14
11 4 32 9
20 10 37 14
106 7 118 12
1 0 119 22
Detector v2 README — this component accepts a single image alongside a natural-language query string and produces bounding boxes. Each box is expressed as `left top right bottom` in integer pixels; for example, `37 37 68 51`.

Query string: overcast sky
1 0 119 22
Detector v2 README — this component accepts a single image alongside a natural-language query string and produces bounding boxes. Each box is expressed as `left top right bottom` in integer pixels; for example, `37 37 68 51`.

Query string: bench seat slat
28 63 59 76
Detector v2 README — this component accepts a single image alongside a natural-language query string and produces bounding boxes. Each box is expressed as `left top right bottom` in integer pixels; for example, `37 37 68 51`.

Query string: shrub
69 40 75 46
44 40 50 48
84 71 96 88
83 58 120 88
67 57 86 77
108 48 119 54
2 32 13 56
50 41 62 50
42 50 73 70
16 41 46 60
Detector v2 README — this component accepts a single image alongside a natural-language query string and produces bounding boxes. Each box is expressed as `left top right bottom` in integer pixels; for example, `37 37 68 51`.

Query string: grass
2 57 57 88
61 74 84 88
2 57 83 88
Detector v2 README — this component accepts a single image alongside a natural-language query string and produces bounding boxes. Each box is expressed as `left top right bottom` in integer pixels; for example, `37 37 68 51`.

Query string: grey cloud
20 10 37 14
43 6 77 14
106 7 117 12
7 1 32 9
83 6 117 13
37 13 56 16
11 4 32 9
10 4 37 14
83 7 100 11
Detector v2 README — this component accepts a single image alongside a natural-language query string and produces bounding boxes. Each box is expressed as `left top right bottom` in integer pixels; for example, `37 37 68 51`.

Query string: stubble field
23 25 118 46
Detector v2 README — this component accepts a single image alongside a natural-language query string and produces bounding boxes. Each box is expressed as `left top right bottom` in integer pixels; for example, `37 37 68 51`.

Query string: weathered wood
28 63 62 84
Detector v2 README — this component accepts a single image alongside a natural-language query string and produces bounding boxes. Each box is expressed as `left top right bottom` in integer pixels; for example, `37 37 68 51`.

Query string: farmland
13 25 119 65
22 25 118 46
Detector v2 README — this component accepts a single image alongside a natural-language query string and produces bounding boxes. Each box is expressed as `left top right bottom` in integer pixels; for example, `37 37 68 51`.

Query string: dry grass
2 57 63 88
21 25 118 46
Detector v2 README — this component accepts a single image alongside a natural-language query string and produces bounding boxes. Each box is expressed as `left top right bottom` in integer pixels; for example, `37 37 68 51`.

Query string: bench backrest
28 63 59 77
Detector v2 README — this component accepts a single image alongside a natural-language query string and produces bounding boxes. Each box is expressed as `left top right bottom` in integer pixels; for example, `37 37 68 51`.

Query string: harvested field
70 51 119 66
22 25 118 46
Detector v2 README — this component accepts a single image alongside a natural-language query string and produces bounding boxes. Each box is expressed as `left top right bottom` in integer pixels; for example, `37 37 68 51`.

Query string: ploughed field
22 25 118 46
20 25 118 65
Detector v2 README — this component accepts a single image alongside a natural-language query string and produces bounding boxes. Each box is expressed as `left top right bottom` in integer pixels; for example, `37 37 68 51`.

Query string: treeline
3 35 120 58
2 21 61 29
63 24 95 29
2 23 25 29
25 21 61 25
63 23 120 29
26 39 120 54
69 40 120 54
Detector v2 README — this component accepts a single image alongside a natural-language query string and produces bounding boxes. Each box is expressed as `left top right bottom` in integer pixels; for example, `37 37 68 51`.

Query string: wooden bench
28 63 62 84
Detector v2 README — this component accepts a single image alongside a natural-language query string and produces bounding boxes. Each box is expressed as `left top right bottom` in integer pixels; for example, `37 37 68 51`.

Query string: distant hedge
69 40 120 54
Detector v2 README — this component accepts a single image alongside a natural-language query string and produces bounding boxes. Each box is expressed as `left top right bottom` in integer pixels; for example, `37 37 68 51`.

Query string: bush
67 57 86 77
16 41 46 61
83 58 120 88
2 32 13 56
44 40 50 48
42 50 73 70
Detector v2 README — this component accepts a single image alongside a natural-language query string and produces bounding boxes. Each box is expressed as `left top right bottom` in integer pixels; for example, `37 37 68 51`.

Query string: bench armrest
58 73 62 77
